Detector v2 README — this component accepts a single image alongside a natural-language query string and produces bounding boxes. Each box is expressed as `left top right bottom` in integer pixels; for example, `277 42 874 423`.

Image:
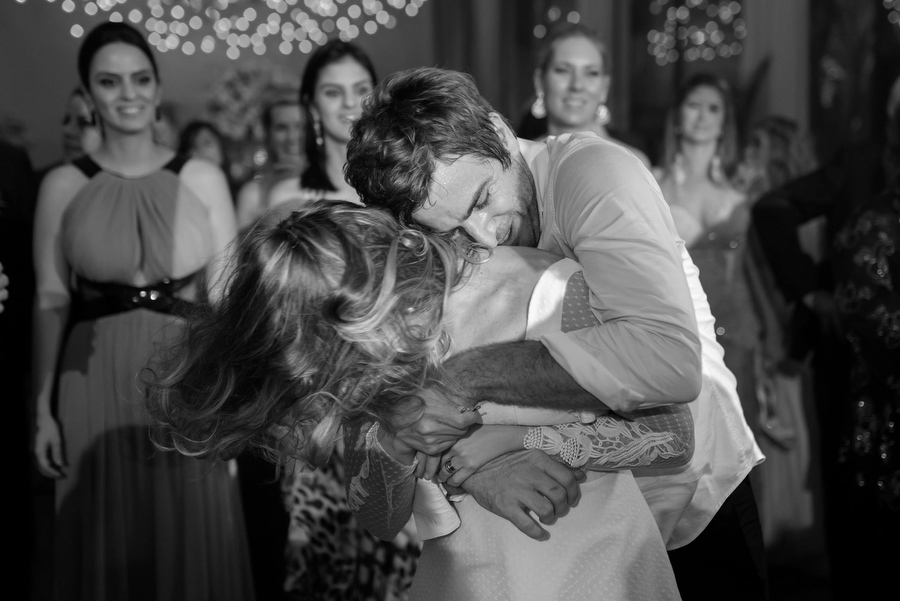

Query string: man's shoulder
546 133 646 175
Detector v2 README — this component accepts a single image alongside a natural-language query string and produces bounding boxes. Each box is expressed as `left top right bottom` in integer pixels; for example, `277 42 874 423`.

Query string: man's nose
462 212 498 248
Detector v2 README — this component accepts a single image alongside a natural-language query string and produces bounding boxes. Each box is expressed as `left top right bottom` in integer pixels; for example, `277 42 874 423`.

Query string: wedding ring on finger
444 458 457 475
457 404 482 414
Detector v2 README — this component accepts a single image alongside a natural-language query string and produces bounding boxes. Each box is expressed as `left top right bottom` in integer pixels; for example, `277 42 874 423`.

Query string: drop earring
314 118 324 149
531 90 546 119
595 103 611 126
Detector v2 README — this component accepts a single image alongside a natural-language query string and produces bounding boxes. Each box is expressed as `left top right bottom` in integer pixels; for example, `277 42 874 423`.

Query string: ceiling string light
646 0 744 66
885 0 900 25
531 2 582 40
19 0 428 59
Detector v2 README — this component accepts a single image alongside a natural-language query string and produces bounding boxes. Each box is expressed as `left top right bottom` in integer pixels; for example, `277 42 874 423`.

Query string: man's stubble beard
508 154 541 248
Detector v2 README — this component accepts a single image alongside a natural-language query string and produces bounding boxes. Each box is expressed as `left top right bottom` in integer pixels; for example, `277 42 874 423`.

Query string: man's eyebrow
462 179 489 220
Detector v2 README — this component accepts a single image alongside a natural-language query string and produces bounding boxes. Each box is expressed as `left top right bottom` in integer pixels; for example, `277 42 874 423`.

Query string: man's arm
750 146 876 361
751 159 843 303
440 402 694 485
447 142 702 412
443 340 600 410
547 141 702 407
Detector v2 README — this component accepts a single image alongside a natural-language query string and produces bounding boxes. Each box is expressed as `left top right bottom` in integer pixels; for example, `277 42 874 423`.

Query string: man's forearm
445 340 608 411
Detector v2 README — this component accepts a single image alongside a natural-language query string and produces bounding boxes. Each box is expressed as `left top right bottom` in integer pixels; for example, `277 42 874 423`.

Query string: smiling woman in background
653 73 763 462
524 22 651 167
31 21 253 601
296 39 374 201
246 39 421 601
255 39 377 223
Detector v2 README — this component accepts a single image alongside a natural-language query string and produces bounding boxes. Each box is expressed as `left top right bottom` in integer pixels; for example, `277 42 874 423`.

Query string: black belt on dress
71 272 199 324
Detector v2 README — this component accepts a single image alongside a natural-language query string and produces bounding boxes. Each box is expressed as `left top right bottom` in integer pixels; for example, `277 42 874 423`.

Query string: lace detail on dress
347 423 377 512
524 410 692 470
345 422 419 540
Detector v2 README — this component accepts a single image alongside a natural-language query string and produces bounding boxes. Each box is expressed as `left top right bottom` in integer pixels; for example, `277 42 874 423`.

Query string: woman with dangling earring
258 39 422 601
260 39 376 217
31 21 253 601
523 22 651 168
653 74 764 481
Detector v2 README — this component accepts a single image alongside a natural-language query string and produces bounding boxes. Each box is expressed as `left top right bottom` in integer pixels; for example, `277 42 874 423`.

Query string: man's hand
459 449 585 541
389 384 482 478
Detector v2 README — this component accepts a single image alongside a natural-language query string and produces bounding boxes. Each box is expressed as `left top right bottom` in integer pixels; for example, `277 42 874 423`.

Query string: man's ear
488 112 519 153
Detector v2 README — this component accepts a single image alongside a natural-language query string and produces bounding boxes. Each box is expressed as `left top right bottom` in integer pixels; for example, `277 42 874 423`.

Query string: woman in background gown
31 21 254 601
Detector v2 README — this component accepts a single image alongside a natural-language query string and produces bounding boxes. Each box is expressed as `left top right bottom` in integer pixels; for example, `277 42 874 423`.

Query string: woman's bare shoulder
37 163 88 212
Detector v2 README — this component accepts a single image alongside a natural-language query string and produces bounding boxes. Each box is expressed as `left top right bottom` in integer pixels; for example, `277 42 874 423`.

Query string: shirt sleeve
542 140 701 409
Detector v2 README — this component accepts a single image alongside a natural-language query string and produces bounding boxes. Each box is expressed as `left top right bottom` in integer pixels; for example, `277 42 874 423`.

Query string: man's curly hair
345 67 512 224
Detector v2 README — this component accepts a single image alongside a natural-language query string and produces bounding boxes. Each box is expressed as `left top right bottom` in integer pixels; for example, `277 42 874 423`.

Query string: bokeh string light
531 2 582 40
886 0 900 25
646 0 744 66
19 0 427 59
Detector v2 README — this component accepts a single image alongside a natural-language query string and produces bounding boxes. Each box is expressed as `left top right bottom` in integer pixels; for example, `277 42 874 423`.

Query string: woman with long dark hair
653 74 760 436
31 21 253 600
256 39 378 221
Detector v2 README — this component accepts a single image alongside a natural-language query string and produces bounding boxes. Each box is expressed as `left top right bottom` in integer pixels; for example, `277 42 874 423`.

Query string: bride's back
443 246 561 353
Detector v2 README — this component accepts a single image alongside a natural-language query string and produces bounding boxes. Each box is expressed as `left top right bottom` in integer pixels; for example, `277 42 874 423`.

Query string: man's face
413 151 540 248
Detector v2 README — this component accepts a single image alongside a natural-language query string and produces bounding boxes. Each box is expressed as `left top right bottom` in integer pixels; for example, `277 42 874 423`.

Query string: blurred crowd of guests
0 18 897 601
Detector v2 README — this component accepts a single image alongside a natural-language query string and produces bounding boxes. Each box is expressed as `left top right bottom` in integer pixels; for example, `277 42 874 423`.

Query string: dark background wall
3 0 899 170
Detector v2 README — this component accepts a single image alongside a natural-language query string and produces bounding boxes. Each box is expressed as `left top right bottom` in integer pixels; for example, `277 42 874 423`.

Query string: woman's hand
438 424 527 487
376 386 482 479
391 386 482 458
34 413 66 479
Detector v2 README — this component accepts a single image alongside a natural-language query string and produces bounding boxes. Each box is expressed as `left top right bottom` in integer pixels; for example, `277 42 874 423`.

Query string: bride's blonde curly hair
145 200 465 471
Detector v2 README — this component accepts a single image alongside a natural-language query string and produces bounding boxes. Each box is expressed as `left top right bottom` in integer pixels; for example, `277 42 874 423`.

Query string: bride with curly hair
147 200 694 600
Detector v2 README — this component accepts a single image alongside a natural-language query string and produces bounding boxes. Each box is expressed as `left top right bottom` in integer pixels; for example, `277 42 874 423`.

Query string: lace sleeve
343 422 417 541
523 403 694 470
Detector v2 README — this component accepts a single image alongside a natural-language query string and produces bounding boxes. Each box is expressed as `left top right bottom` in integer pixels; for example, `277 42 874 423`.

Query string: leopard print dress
282 447 420 600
